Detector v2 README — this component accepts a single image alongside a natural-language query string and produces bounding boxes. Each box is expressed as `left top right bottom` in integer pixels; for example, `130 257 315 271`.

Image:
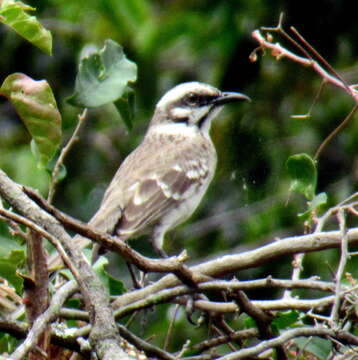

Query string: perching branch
11 281 78 360
216 327 358 360
0 169 131 360
25 186 204 287
112 227 358 309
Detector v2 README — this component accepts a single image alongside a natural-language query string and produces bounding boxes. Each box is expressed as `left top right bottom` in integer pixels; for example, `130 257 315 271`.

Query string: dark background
1 0 357 348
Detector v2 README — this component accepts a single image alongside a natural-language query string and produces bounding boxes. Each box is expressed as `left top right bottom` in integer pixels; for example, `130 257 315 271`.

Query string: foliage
0 0 357 359
0 0 52 55
0 73 61 166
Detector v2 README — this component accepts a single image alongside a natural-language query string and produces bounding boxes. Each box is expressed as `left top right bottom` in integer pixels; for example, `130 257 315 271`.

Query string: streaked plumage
49 82 249 267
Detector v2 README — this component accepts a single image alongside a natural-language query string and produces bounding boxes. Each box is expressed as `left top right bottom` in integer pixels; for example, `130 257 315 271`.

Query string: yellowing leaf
0 73 62 166
0 0 52 55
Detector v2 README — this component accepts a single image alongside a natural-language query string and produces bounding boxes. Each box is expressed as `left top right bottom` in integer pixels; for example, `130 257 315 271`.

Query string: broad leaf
299 192 328 218
68 39 137 108
0 73 62 166
0 0 52 55
0 249 25 293
287 153 317 200
295 336 332 360
272 310 300 330
93 256 127 296
114 86 135 130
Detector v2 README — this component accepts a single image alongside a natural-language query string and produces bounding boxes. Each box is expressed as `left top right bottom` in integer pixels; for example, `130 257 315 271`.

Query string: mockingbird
49 82 249 268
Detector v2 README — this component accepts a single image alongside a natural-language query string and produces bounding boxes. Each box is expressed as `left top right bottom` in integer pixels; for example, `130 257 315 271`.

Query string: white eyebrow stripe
149 123 199 137
171 107 190 119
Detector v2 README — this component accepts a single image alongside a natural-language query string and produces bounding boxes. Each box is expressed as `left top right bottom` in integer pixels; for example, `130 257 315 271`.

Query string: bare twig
172 296 336 316
211 324 237 352
252 25 358 161
55 277 336 323
48 109 88 203
0 207 81 281
164 304 180 351
330 209 350 327
24 228 50 359
25 187 202 287
221 291 285 359
289 26 350 91
314 104 358 159
216 327 358 360
291 80 325 119
251 30 358 101
117 324 175 360
283 192 358 300
191 328 258 354
0 169 131 359
261 13 312 61
112 228 358 310
11 281 78 360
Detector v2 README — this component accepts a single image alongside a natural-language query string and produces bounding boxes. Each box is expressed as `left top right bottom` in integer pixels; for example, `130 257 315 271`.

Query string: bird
49 82 249 268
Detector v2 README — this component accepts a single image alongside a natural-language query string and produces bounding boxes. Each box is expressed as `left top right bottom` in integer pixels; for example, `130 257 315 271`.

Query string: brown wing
89 132 214 238
117 167 202 237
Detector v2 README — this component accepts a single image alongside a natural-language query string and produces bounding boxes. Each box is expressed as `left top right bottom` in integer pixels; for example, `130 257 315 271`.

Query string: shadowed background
0 0 357 349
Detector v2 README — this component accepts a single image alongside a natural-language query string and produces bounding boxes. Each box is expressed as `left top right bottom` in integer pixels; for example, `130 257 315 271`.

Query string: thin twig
164 304 180 351
117 324 176 360
191 329 258 354
112 226 358 311
291 80 326 119
216 327 358 360
211 324 237 352
48 109 88 203
25 187 202 287
252 25 358 161
290 26 350 92
330 209 350 327
11 281 78 360
0 169 131 359
314 104 358 159
0 207 81 280
230 291 287 359
261 13 313 61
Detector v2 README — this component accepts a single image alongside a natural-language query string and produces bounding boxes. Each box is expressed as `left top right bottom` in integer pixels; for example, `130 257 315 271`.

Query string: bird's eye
185 93 199 105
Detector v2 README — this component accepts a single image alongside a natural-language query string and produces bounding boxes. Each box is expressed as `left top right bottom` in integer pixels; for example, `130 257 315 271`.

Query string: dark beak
212 91 251 106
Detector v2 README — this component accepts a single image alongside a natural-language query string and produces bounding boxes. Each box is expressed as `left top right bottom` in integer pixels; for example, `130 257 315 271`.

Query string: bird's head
150 82 250 136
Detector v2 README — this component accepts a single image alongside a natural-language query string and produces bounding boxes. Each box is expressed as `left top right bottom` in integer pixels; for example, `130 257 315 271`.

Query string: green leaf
0 249 25 293
244 315 257 329
93 256 127 296
272 310 300 330
0 0 52 55
298 192 328 218
67 39 137 108
45 155 67 182
0 73 62 167
113 86 135 130
294 336 332 360
286 153 317 200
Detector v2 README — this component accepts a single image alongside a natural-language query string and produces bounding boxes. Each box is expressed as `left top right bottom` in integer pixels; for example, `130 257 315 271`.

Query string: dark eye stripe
183 94 218 107
174 116 189 124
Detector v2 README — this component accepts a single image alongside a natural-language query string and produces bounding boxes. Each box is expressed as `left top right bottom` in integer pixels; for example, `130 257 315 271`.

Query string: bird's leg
91 243 102 264
126 262 143 289
185 293 209 325
151 230 168 258
155 246 168 258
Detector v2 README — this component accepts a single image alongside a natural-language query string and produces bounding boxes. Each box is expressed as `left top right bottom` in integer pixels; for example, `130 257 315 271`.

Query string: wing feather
88 131 214 238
